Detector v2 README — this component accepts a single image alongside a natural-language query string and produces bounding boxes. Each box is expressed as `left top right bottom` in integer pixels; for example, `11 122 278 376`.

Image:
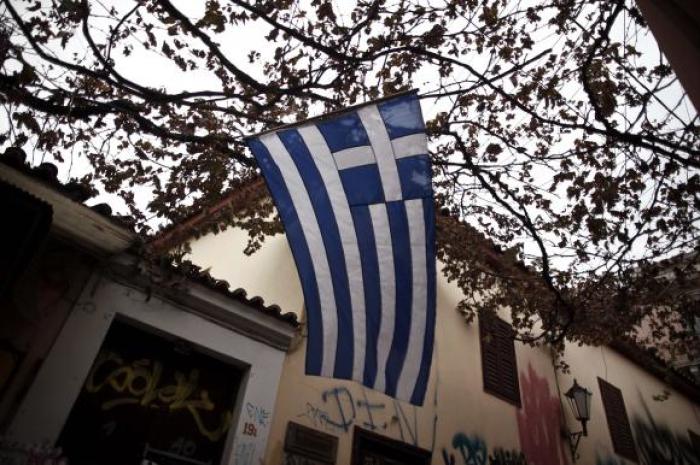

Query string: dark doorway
351 427 431 465
58 318 244 465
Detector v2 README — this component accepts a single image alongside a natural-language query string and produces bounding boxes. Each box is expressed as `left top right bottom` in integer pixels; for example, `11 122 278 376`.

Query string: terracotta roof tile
171 259 299 327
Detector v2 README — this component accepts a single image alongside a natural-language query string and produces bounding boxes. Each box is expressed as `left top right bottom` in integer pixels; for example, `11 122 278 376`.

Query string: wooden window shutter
285 422 338 464
598 378 638 462
479 314 521 406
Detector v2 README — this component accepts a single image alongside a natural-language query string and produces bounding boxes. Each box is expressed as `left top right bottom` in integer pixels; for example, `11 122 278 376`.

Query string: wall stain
516 364 568 465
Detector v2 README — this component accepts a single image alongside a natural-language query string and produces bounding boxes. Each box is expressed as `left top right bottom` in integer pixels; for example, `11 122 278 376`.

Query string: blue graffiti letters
442 433 488 465
442 434 527 465
321 387 356 432
357 390 386 431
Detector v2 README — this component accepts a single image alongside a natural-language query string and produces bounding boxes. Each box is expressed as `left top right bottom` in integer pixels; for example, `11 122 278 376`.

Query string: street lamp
564 378 592 460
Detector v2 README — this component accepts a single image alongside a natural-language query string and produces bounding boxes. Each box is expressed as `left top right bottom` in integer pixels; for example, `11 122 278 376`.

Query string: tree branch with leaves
0 0 697 363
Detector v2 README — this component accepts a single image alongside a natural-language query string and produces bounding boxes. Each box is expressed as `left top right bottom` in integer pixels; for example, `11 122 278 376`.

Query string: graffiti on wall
632 399 700 465
296 386 429 446
245 402 271 428
516 364 568 465
441 433 527 465
595 397 700 465
232 441 255 465
58 320 244 465
441 433 487 465
232 401 273 465
0 439 68 465
84 350 232 442
490 448 528 465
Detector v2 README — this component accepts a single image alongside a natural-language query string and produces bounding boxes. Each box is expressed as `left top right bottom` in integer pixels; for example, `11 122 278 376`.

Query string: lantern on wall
564 378 593 460
565 378 593 434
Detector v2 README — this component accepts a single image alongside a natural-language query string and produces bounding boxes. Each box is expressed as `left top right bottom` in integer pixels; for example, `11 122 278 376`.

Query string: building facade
1 150 699 465
0 154 297 465
174 200 700 465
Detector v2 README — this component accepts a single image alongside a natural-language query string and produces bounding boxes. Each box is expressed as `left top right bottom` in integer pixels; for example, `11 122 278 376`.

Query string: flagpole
244 89 419 140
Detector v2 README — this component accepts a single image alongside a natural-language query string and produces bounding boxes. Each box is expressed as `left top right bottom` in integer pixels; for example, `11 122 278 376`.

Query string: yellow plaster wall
557 344 700 465
185 228 564 464
185 227 700 465
186 227 304 314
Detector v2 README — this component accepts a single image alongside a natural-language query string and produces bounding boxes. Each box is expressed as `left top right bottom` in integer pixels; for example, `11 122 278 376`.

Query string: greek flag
246 91 435 405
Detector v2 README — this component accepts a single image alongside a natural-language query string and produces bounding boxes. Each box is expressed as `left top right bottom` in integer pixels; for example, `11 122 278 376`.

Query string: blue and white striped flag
247 91 436 405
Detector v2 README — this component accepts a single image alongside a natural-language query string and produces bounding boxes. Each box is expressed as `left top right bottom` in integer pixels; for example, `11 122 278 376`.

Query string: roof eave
0 164 137 256
108 254 298 350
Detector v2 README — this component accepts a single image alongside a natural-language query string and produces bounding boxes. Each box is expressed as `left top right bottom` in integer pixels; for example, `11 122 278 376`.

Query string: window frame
478 314 521 407
284 421 338 464
351 427 431 465
598 377 638 462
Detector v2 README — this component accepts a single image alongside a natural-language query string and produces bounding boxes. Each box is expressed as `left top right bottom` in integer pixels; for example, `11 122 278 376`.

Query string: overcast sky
2 0 695 260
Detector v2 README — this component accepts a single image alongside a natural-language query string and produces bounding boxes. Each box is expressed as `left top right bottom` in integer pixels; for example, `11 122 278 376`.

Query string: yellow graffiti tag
85 351 232 441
